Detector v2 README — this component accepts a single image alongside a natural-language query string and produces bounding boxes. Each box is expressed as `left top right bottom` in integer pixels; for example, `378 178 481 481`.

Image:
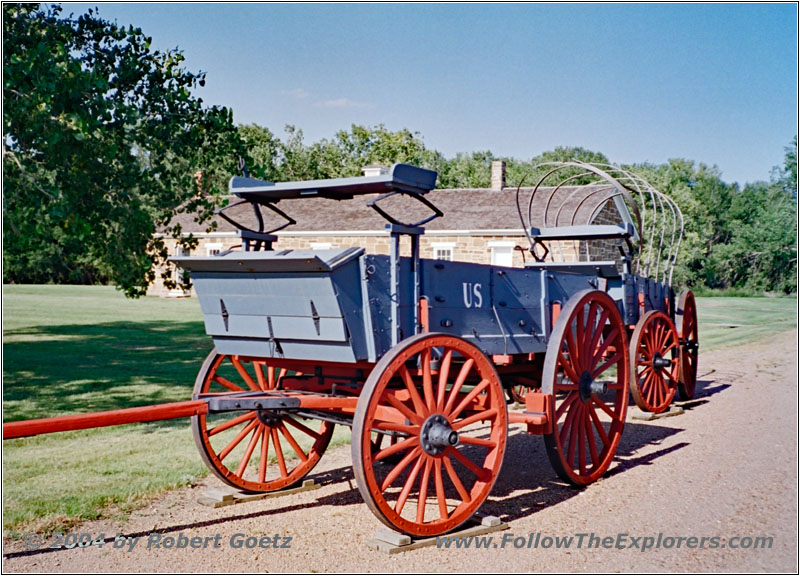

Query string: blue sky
69 2 797 185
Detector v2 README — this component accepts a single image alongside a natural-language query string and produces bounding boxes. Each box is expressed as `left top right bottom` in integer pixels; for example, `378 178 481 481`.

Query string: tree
3 4 245 296
781 135 798 196
238 124 281 182
436 151 495 189
311 124 433 179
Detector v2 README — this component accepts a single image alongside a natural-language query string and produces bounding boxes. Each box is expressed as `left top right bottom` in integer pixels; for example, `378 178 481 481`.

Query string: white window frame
431 242 455 262
170 245 192 296
205 242 223 257
489 241 516 267
310 242 333 250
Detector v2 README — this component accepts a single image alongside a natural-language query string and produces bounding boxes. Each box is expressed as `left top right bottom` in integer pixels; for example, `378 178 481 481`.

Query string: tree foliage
3 3 245 296
630 150 797 293
3 4 794 296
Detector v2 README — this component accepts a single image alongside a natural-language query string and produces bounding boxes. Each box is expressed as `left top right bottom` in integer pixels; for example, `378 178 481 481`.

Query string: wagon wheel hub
256 410 282 427
420 414 459 455
578 370 607 403
652 353 671 370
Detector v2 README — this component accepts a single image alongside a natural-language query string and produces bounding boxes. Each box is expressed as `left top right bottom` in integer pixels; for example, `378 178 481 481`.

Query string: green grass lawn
2 285 796 536
694 296 797 351
2 285 214 536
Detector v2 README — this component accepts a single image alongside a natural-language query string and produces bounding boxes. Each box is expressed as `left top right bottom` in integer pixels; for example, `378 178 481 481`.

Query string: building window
432 242 455 261
205 242 223 256
310 242 332 250
489 242 515 267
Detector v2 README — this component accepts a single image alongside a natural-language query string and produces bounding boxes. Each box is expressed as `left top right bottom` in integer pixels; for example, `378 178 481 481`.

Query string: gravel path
3 330 797 572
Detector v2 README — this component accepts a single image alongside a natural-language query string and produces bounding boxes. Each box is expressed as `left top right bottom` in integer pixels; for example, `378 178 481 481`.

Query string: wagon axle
578 371 609 403
650 354 671 370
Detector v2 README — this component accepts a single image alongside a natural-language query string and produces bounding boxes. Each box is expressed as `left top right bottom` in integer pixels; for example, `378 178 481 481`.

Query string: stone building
149 162 630 297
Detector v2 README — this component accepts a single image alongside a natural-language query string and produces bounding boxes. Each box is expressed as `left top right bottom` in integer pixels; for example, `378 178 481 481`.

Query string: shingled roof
165 185 625 234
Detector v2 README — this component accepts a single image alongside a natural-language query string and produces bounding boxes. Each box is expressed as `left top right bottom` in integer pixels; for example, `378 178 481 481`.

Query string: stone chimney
362 164 389 177
491 160 506 190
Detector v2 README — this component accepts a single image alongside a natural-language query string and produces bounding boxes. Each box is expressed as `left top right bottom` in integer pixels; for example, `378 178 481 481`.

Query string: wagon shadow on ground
674 377 729 410
307 374 730 525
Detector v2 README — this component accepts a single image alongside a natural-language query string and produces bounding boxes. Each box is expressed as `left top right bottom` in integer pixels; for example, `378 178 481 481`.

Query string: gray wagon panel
193 274 343 318
203 313 348 341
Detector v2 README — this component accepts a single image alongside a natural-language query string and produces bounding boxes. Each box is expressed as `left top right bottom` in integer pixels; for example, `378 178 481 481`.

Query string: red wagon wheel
676 290 699 400
352 333 507 537
629 310 680 414
191 350 334 493
542 290 629 486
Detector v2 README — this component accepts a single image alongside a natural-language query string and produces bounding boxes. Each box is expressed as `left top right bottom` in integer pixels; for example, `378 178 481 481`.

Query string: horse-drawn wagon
4 162 699 538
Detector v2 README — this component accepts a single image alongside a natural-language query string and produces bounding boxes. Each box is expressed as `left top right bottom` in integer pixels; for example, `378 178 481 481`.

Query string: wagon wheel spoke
543 290 628 486
449 379 490 421
436 350 453 412
557 352 581 385
208 411 257 437
445 445 489 480
230 356 260 391
588 308 610 360
442 455 471 502
352 333 507 537
269 427 287 477
555 390 579 421
565 403 581 465
381 446 423 491
395 454 425 514
422 348 435 412
582 301 599 362
381 391 425 426
236 426 262 477
399 365 428 417
258 428 269 483
417 458 433 524
451 408 497 431
213 375 245 393
577 404 587 476
278 422 308 463
374 435 418 462
253 362 268 391
370 420 419 437
592 349 623 380
283 415 323 440
434 459 448 520
191 352 334 493
559 397 580 447
443 359 475 415
458 435 497 448
592 326 619 367
219 419 259 461
588 403 611 447
585 410 600 466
